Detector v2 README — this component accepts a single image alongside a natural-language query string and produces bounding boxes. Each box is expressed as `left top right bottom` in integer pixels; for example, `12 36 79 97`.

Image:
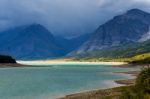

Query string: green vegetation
76 40 150 58
0 55 16 63
121 67 150 99
75 40 150 64
72 41 150 98
75 52 150 64
129 53 150 64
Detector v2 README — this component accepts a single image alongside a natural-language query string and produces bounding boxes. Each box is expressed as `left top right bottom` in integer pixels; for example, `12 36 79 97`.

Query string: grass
74 52 150 64
75 40 150 64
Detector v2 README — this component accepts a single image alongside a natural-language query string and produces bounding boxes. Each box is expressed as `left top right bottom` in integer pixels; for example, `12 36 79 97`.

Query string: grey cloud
0 0 150 37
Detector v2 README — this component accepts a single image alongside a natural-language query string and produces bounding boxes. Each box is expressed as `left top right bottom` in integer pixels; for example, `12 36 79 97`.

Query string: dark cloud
0 0 150 37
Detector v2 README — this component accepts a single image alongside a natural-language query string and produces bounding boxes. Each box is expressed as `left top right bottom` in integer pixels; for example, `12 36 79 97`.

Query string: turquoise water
0 64 136 99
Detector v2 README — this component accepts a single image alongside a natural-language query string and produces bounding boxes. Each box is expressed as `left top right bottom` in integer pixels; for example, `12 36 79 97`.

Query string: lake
0 64 137 99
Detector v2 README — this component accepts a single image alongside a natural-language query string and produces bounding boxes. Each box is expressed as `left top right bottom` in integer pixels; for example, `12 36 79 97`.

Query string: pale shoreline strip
17 61 128 66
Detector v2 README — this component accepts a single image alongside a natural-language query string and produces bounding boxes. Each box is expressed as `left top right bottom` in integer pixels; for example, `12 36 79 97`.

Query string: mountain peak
126 8 149 15
72 9 150 54
29 23 43 27
0 23 65 60
26 23 45 30
20 23 54 38
127 8 143 13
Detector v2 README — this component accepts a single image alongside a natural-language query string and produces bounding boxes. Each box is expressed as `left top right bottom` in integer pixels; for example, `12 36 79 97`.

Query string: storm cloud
0 0 150 37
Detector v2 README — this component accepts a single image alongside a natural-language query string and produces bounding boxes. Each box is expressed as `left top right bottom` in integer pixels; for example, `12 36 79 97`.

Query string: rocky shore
0 63 23 67
59 86 131 99
59 70 139 99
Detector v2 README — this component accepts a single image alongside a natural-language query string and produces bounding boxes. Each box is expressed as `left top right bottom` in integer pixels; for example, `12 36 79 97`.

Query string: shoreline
59 85 135 99
17 60 128 66
59 79 136 99
58 70 139 99
0 63 24 67
0 61 141 99
58 85 132 99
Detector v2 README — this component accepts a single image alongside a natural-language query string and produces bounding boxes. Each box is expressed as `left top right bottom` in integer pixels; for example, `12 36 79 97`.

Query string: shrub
121 67 150 99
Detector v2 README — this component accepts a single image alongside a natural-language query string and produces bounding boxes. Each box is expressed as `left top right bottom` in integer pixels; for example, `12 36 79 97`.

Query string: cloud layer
0 0 150 37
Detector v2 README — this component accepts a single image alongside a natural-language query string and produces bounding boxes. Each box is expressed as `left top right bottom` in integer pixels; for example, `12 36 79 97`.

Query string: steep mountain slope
73 9 150 54
75 40 150 59
0 24 65 60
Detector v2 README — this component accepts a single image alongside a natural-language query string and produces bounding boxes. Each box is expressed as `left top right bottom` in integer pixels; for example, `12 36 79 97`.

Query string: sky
0 0 150 38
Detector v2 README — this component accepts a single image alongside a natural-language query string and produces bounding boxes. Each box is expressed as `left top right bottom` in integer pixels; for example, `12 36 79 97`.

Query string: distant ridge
0 23 91 60
0 24 66 60
0 9 150 60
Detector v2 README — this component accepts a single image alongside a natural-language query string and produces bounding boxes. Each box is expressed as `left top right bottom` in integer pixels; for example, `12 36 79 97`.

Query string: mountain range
0 8 150 60
0 24 89 60
0 24 66 60
71 9 150 55
75 39 150 59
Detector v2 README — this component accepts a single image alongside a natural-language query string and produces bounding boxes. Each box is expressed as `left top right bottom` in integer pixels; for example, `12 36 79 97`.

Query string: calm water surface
0 64 137 99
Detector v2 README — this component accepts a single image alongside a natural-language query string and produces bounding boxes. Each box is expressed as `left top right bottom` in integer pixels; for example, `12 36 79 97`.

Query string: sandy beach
17 59 128 66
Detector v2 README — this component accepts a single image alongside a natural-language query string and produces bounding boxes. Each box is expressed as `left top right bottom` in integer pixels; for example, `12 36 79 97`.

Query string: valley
0 8 149 99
